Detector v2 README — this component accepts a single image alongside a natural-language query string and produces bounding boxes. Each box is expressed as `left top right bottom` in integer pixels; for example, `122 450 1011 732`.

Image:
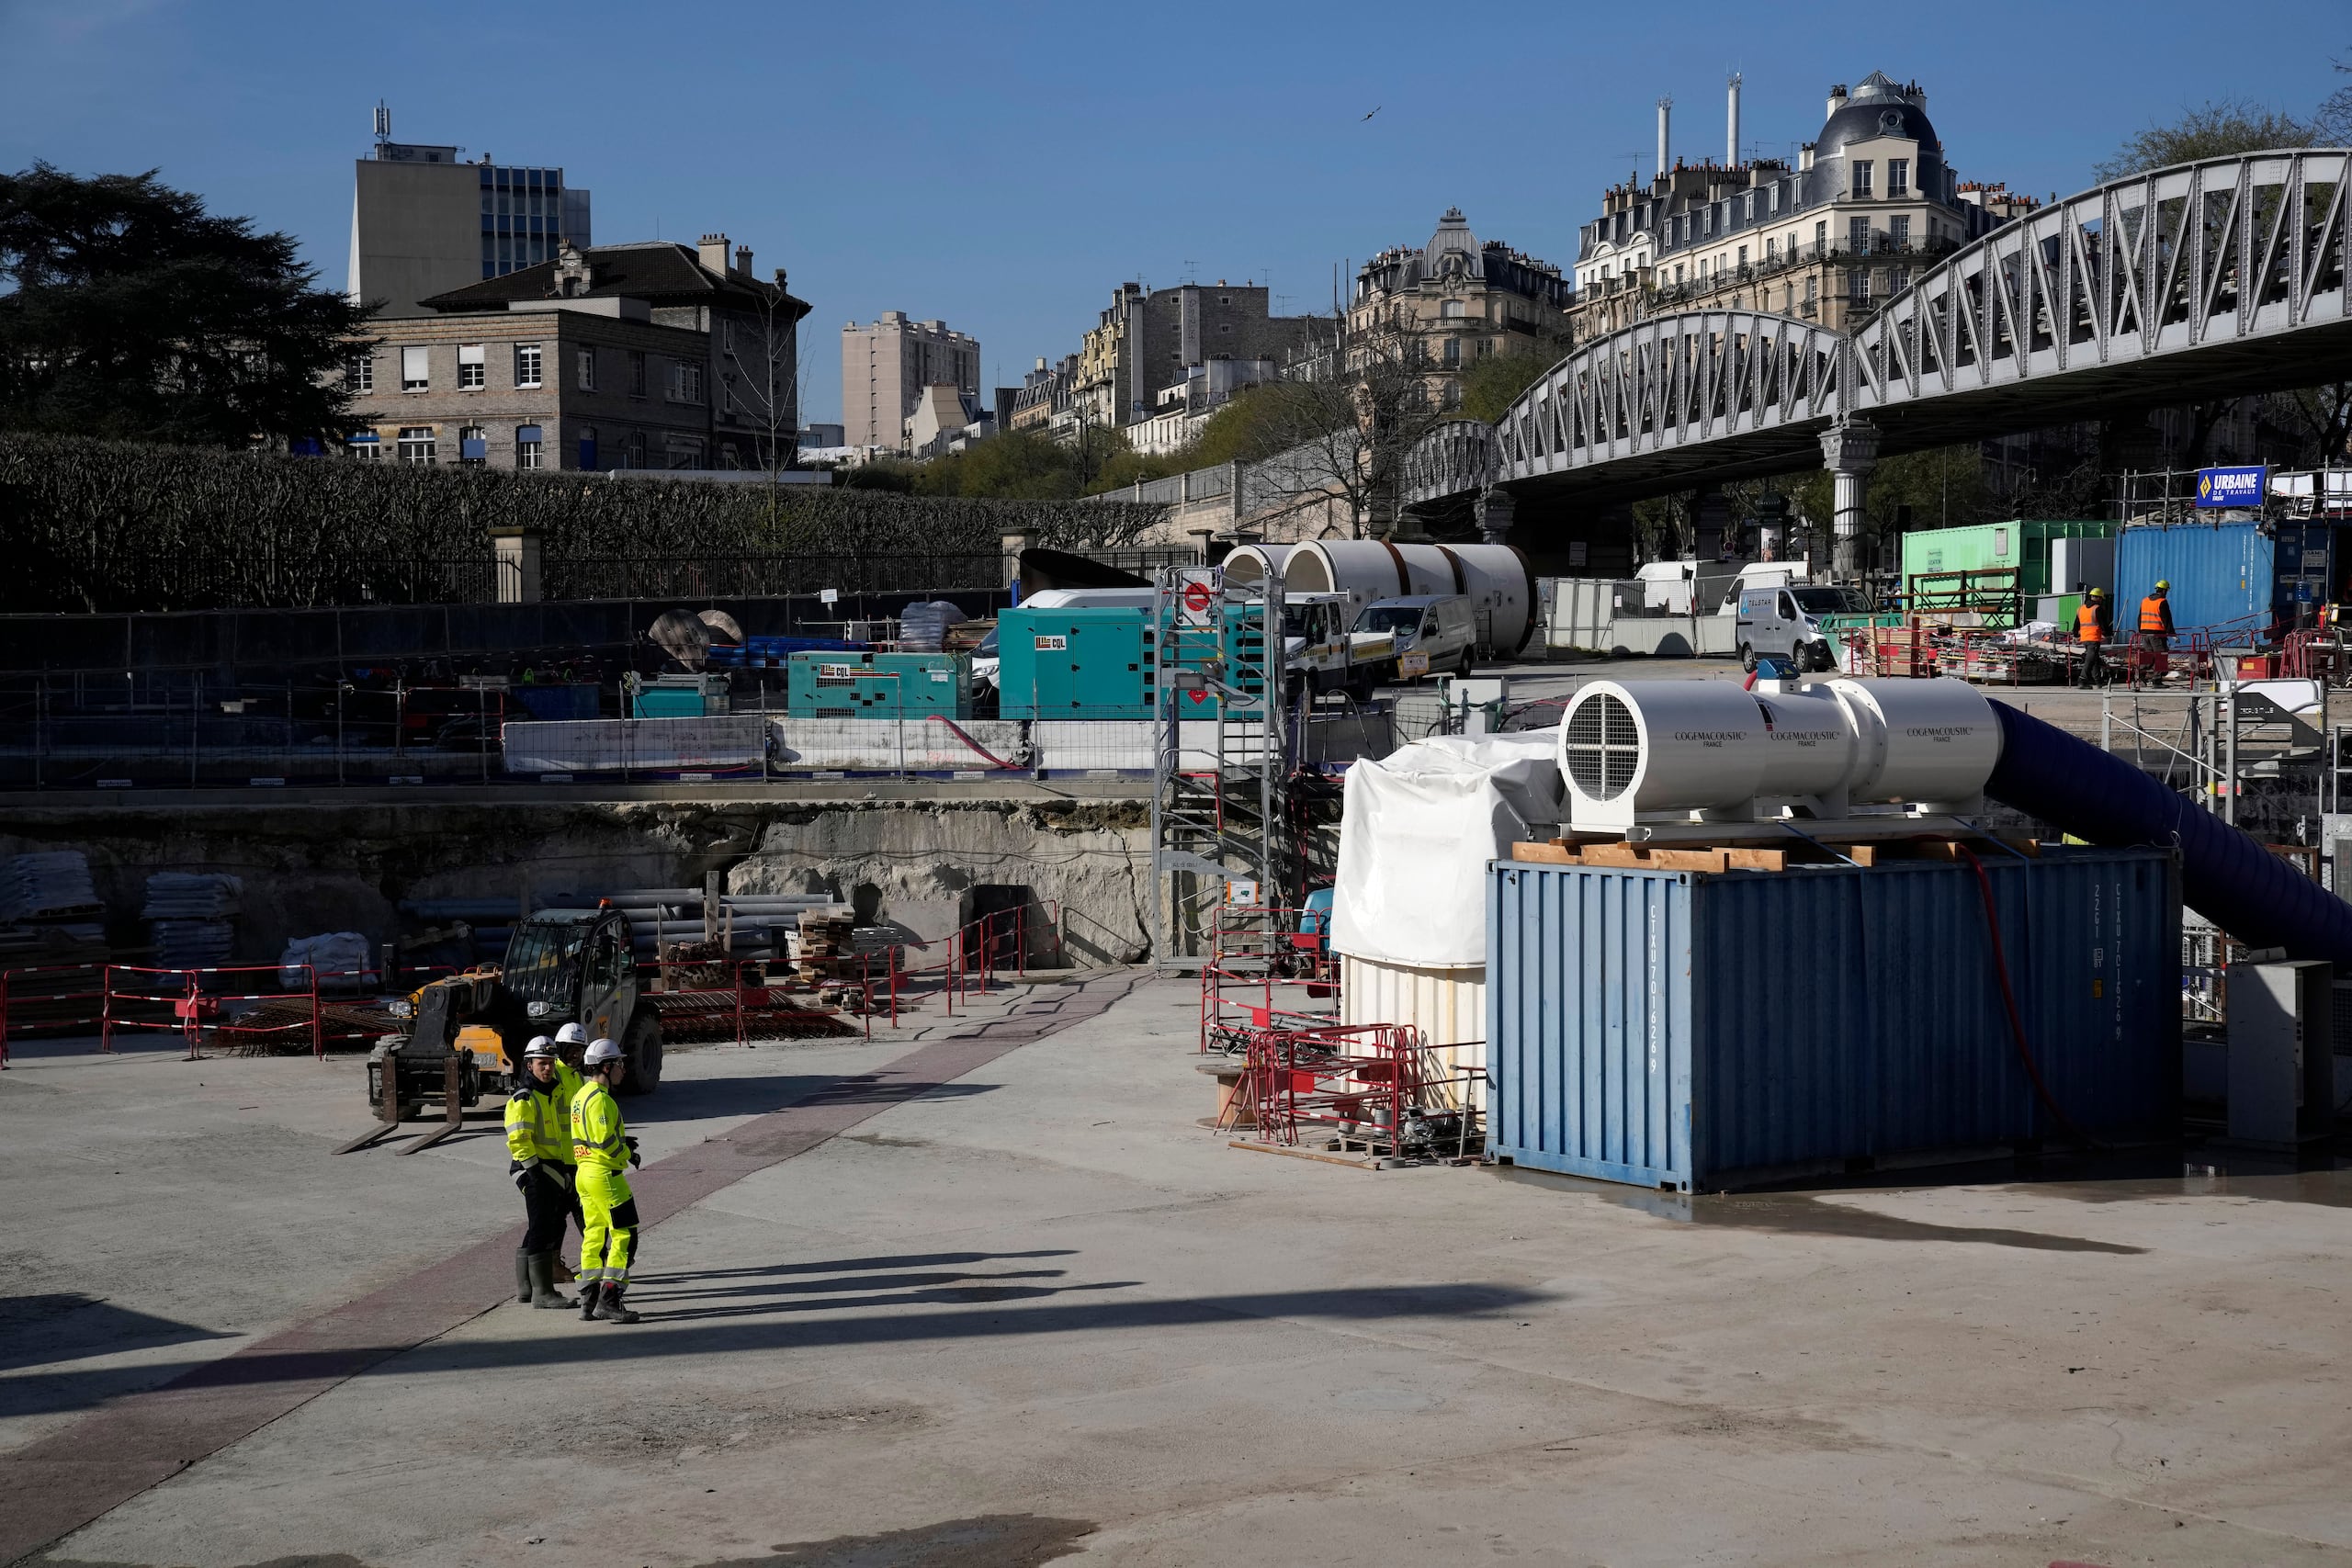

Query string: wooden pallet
1510 831 2039 874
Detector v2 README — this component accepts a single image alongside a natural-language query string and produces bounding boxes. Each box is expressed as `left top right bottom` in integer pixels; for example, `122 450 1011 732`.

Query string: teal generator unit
998 606 1153 719
627 672 731 718
786 650 972 718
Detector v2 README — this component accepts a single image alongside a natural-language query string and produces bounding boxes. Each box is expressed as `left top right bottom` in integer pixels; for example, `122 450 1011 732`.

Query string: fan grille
1564 692 1640 800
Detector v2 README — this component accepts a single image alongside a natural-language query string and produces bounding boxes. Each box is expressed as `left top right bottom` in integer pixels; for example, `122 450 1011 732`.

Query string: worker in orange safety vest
2138 581 2176 654
2072 588 2111 687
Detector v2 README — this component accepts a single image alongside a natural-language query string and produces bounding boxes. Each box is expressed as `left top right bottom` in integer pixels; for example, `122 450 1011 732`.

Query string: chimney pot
734 243 753 276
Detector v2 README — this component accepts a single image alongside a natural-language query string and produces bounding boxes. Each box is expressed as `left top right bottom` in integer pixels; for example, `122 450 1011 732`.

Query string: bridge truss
1400 149 2352 512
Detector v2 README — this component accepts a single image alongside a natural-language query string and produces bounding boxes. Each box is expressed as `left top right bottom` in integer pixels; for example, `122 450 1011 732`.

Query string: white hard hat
553 1022 590 1045
582 1037 624 1066
523 1035 558 1059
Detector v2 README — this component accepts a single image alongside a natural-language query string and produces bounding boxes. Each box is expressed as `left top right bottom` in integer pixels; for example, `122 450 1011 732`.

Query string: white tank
1283 540 1536 653
1558 677 2001 830
1221 544 1295 592
1559 680 1772 829
1826 677 2002 806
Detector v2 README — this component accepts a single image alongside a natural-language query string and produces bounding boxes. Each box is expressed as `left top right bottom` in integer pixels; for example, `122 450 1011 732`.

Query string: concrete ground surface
5 973 2350 1567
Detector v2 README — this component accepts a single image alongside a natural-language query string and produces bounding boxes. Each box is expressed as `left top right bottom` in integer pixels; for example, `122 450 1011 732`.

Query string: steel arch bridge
1402 148 2352 511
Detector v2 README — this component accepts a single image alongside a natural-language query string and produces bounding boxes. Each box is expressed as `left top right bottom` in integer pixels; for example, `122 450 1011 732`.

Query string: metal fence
118 556 503 610
540 552 1008 600
0 679 1399 791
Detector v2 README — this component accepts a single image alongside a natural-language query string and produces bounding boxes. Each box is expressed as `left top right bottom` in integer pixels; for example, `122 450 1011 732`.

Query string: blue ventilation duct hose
1984 698 2352 967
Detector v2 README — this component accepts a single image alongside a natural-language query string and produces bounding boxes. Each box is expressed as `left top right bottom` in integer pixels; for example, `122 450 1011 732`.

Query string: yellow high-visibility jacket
503 1060 582 1167
571 1077 629 1173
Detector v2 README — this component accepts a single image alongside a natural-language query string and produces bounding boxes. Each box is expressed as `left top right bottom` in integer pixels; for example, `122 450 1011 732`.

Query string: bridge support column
1817 420 1881 576
1690 487 1730 561
1475 488 1516 546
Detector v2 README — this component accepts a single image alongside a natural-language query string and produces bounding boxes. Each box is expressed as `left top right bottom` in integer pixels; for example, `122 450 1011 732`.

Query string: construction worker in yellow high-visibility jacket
503 1035 582 1309
570 1037 642 1324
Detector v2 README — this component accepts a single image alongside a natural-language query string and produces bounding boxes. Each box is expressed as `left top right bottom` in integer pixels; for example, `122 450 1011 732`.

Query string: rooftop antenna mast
373 100 390 147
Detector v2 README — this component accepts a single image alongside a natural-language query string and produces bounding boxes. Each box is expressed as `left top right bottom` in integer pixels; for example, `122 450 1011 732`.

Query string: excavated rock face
0 794 1155 968
729 798 1154 965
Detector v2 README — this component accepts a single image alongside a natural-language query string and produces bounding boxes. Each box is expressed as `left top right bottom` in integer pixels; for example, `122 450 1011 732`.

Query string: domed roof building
1569 70 2037 340
1345 209 1573 410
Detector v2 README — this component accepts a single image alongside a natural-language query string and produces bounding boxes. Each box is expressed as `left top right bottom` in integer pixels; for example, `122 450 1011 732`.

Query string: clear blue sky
5 0 2345 427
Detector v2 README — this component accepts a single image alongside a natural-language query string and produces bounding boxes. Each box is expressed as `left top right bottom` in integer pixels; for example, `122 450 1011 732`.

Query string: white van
1354 594 1477 679
1736 583 1871 673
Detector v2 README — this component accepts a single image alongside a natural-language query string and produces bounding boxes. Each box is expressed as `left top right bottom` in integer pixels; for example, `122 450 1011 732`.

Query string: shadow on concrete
631 1269 1071 1304
0 1283 1552 1419
689 1511 1096 1566
638 1277 1136 1323
0 1035 187 1061
630 1250 1076 1285
1497 1168 2146 1252
633 1072 1000 1128
0 1294 234 1376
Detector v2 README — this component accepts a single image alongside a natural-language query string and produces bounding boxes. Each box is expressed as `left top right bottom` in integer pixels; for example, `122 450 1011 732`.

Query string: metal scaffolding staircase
1149 565 1292 971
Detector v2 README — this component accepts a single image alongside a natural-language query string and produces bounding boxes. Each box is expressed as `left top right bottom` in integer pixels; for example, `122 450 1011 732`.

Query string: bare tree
1240 314 1453 537
2314 51 2352 144
721 267 803 531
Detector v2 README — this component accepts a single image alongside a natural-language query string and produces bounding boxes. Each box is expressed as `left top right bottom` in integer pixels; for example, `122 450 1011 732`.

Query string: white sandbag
1329 730 1562 968
280 932 377 989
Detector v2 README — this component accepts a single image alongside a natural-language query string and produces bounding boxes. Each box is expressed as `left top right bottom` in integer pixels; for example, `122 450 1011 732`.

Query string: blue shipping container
1486 850 2179 1191
2114 519 2344 639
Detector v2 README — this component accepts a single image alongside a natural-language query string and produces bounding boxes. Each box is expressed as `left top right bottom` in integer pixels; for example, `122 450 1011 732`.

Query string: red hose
926 715 1018 770
1957 846 2089 1146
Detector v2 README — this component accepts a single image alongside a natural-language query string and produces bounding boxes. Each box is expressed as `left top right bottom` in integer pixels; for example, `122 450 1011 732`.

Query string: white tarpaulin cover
1330 731 1562 967
280 931 376 989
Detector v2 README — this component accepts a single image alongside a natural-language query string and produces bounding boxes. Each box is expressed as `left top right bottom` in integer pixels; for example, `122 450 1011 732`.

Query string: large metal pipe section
1557 677 2004 829
1282 540 1537 653
1546 679 2352 966
1984 700 2352 967
1220 544 1295 592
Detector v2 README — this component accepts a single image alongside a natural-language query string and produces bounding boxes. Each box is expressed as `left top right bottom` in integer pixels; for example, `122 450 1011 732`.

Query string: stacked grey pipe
142 873 243 968
397 889 842 963
0 851 106 958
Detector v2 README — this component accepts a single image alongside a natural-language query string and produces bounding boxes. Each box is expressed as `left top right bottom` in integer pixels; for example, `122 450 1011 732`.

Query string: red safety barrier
0 962 115 1062
102 963 325 1060
1201 905 1334 1055
1230 1021 1477 1157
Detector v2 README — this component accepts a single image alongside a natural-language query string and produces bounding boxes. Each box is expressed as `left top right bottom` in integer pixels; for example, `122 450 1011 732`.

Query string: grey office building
347 139 593 318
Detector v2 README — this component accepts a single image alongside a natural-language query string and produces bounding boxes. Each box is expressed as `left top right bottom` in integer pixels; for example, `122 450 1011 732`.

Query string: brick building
343 235 808 471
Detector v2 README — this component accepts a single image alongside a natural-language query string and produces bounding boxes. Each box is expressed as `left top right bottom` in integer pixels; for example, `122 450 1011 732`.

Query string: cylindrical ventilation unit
1283 541 1537 653
1827 677 2003 804
1557 677 2002 831
1559 681 1771 829
1751 683 1857 800
1220 544 1295 592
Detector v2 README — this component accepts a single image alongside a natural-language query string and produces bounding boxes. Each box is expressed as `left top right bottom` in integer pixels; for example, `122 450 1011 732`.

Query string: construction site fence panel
498 710 1398 780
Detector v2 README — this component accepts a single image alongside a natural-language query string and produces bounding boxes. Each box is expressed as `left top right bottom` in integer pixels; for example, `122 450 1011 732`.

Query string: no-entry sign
1173 568 1219 626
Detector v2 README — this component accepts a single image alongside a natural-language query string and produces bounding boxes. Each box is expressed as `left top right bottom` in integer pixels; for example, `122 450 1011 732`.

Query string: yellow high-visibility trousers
575 1166 637 1287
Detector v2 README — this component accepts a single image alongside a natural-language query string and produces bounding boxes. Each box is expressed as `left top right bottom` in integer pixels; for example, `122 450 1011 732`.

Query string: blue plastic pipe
1984 699 2352 967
